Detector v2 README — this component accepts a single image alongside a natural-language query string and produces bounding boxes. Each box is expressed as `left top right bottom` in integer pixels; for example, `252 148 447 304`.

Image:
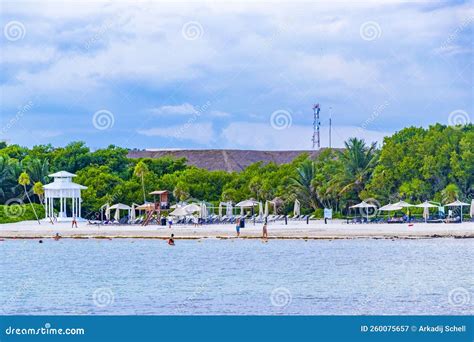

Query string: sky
0 0 472 150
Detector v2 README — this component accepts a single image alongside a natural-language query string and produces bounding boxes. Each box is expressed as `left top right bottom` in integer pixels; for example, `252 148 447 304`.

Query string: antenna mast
329 106 332 149
312 104 321 150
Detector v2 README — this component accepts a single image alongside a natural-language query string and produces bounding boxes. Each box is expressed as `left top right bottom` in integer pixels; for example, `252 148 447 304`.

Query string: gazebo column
44 197 48 219
72 196 76 218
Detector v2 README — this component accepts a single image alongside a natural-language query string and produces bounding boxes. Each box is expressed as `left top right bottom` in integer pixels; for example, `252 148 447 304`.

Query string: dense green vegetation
0 124 472 221
0 203 45 224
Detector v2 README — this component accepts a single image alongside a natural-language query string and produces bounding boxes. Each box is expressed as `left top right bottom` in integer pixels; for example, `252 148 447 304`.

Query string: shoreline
1 220 473 240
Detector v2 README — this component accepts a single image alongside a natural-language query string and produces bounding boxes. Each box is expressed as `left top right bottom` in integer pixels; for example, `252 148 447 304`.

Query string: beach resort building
43 171 87 222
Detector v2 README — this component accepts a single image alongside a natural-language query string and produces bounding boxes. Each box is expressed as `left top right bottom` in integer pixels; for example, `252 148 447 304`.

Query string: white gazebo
43 171 87 222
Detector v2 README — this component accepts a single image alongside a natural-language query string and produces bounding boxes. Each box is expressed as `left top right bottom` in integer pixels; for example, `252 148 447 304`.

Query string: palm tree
33 181 45 204
173 182 190 202
337 138 378 196
133 160 149 203
18 172 40 224
27 159 50 184
441 183 460 203
289 158 318 210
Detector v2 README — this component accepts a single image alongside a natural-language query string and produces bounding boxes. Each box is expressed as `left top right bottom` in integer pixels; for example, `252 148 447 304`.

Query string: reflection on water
0 238 472 315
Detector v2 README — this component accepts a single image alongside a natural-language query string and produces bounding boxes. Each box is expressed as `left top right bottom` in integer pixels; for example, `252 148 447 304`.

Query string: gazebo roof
43 182 87 190
49 171 77 178
44 170 87 191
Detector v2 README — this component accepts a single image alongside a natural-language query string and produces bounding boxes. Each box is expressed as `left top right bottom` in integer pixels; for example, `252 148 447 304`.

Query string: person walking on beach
168 216 173 228
262 222 268 239
168 234 175 246
235 218 241 237
71 216 78 228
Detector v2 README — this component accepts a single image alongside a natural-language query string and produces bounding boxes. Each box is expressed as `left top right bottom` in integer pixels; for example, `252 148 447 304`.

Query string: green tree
337 138 378 198
173 181 190 202
441 183 460 203
133 160 149 203
33 181 45 204
18 172 40 223
289 158 318 210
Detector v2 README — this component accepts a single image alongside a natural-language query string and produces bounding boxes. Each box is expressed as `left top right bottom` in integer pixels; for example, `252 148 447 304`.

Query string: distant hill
127 149 334 172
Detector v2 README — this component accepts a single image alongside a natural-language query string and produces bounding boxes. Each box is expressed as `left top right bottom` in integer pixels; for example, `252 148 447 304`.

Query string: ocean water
1 238 472 315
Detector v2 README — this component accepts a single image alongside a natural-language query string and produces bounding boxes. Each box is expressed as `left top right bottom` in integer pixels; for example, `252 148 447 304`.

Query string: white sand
0 219 473 239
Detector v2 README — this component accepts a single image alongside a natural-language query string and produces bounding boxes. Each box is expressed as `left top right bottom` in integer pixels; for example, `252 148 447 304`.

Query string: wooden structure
142 190 170 226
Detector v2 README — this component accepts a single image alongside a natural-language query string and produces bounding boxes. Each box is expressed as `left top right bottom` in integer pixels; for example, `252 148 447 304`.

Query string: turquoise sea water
1 238 472 315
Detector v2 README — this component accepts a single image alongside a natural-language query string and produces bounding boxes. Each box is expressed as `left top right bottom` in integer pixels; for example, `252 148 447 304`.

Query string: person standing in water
168 234 175 246
235 218 241 237
262 222 268 239
53 233 61 241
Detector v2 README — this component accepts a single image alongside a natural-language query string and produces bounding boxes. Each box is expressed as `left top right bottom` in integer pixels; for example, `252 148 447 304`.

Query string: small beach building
43 171 87 222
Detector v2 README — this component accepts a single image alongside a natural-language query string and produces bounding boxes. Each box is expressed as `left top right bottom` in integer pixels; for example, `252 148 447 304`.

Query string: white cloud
209 110 231 118
220 122 390 150
149 103 198 115
138 122 214 144
0 1 472 148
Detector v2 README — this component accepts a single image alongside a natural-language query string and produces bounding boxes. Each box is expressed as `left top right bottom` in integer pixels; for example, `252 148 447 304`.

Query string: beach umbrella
169 203 200 216
185 203 201 213
349 201 378 209
169 207 187 216
130 203 140 221
236 199 259 216
350 201 377 221
218 202 223 218
200 202 208 219
264 201 269 217
236 200 259 207
470 199 474 218
108 203 131 221
416 201 437 223
445 199 470 222
393 200 414 207
259 201 264 218
378 203 403 211
293 199 301 216
393 200 414 217
226 202 233 217
100 203 110 221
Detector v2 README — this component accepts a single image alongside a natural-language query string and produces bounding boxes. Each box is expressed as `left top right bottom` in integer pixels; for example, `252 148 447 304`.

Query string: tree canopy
0 124 472 219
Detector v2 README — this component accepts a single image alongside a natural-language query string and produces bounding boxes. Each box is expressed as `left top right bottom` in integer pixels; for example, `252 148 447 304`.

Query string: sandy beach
1 219 473 239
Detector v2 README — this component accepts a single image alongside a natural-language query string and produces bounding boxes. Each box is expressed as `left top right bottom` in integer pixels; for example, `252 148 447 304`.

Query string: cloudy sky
0 0 472 150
